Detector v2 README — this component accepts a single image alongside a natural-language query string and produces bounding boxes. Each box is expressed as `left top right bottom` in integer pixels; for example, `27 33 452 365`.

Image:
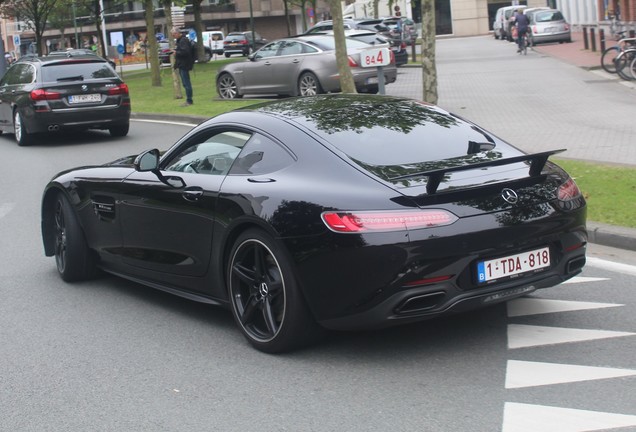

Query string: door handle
182 187 203 202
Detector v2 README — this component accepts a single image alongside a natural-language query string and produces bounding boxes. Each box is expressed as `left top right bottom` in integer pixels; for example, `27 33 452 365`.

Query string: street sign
13 34 20 48
360 47 391 68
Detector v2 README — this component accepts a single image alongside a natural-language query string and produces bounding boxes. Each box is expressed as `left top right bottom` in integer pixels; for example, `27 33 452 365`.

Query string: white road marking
131 118 198 127
562 276 609 284
502 402 636 432
505 360 636 389
586 256 636 277
507 298 622 317
508 324 635 349
0 203 15 218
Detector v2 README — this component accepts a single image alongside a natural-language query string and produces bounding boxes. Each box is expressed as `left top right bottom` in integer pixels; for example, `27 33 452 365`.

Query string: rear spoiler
389 149 566 195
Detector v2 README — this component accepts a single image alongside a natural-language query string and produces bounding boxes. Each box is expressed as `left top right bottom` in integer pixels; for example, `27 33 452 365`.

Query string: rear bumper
532 31 571 44
22 105 131 134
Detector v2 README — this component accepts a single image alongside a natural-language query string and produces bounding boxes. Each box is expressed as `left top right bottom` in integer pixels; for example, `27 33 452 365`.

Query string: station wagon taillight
107 83 129 95
348 56 359 67
321 210 458 233
30 89 61 101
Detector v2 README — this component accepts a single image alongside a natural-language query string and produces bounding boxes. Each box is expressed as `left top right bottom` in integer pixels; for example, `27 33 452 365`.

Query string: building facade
2 0 633 59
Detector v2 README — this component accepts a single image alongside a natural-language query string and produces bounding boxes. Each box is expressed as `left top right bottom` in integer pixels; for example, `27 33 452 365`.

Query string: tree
191 0 205 61
328 0 356 93
0 0 60 55
420 0 438 104
144 0 161 86
161 0 183 99
47 0 77 50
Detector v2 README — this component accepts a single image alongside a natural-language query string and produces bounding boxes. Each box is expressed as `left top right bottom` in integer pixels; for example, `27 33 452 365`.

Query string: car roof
17 55 108 65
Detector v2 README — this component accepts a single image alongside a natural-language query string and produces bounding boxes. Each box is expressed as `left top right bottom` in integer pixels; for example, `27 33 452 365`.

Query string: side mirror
134 149 160 172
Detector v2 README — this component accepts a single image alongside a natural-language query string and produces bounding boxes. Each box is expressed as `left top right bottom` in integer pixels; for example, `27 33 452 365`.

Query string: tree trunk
329 0 356 93
162 0 182 98
193 0 205 62
420 0 438 104
144 0 161 86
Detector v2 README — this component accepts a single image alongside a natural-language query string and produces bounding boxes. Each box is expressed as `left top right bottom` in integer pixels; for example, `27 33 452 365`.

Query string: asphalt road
0 120 635 432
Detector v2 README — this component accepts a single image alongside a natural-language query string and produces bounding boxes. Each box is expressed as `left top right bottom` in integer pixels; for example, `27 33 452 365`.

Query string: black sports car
41 95 587 353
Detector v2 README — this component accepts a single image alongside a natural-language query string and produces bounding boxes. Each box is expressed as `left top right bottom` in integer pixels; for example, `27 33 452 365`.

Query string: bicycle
614 44 636 80
600 31 636 73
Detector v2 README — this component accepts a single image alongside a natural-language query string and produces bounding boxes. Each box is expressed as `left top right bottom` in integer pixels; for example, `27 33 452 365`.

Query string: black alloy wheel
53 194 98 282
227 229 320 353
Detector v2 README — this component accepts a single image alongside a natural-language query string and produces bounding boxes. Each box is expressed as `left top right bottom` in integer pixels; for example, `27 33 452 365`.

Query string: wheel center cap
259 282 269 297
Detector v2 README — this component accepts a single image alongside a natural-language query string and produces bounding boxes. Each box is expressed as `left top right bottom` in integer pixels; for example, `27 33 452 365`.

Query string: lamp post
248 0 255 51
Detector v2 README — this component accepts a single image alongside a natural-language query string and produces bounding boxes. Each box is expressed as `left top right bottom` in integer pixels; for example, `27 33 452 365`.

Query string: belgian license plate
68 94 101 104
367 77 378 84
476 246 550 283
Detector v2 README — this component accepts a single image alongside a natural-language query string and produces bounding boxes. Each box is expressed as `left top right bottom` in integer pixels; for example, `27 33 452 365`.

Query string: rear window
40 61 117 82
225 34 247 42
293 100 520 184
535 11 564 22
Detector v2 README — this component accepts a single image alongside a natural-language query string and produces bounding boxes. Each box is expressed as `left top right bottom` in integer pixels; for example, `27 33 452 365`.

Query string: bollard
590 28 596 52
583 27 589 50
599 29 606 52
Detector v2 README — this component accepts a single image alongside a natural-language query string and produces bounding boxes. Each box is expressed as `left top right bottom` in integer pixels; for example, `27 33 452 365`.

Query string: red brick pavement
532 31 602 69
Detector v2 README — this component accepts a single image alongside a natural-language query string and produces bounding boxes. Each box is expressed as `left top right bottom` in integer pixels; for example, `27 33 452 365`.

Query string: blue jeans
179 68 193 104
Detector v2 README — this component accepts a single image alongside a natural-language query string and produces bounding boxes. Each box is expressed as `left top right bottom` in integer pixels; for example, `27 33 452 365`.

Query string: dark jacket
515 13 530 32
174 35 194 71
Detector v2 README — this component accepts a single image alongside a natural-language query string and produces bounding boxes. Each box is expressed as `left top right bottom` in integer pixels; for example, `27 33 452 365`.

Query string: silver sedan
216 35 398 99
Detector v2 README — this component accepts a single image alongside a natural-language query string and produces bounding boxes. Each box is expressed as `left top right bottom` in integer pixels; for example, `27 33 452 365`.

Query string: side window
164 130 252 175
254 41 282 59
302 44 319 54
279 41 303 56
2 64 34 86
229 134 295 175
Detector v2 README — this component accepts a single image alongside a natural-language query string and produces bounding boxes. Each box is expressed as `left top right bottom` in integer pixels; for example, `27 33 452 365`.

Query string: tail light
400 41 407 49
108 83 129 95
557 178 581 201
348 56 358 67
321 210 458 233
390 50 395 64
30 89 61 101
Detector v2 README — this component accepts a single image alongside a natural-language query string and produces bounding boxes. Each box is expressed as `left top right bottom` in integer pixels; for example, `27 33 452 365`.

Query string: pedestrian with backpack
171 28 194 106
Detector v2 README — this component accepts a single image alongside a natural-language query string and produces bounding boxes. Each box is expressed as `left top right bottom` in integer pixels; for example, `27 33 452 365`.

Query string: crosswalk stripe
505 360 636 388
0 203 15 219
502 402 636 432
507 298 622 317
586 256 636 277
562 276 609 284
508 324 636 349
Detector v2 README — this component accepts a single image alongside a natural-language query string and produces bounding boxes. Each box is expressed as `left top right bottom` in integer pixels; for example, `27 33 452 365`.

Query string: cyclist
513 9 530 53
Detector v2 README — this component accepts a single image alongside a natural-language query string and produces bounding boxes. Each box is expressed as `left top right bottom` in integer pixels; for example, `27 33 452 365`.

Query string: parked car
157 40 171 64
304 18 390 36
493 5 527 41
528 9 572 45
382 16 418 45
0 55 130 146
327 29 408 67
40 94 587 353
203 30 225 56
48 48 116 69
223 31 267 57
216 35 398 99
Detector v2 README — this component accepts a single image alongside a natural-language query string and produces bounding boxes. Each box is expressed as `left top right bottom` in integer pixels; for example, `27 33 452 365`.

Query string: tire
298 72 322 96
227 229 321 353
616 50 636 80
201 49 212 63
53 193 98 282
224 52 230 58
630 55 636 80
14 110 33 146
601 46 620 74
217 73 242 99
109 123 129 137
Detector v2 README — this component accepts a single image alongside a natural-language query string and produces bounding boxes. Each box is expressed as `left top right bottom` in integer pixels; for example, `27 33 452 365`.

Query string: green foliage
555 159 636 228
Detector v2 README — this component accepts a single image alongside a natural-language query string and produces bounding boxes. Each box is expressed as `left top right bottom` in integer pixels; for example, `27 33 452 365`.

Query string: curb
130 116 636 253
